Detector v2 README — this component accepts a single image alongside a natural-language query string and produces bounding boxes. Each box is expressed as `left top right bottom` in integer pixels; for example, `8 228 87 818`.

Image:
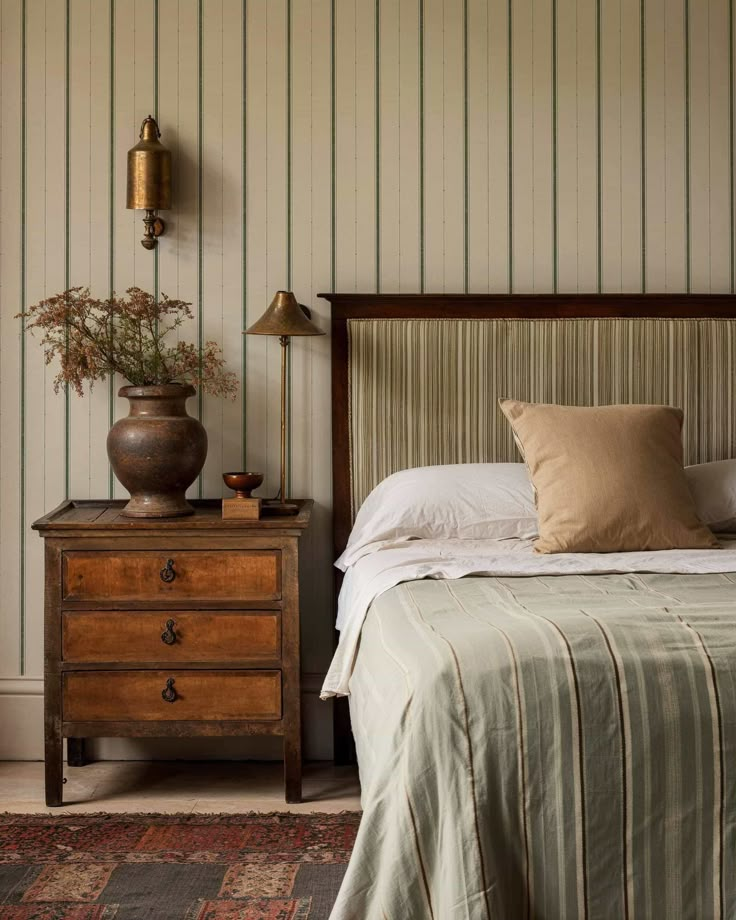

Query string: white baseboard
0 674 332 762
0 678 44 760
0 678 45 696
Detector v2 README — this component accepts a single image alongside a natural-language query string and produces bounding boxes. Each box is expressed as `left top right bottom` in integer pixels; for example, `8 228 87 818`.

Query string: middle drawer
62 611 280 663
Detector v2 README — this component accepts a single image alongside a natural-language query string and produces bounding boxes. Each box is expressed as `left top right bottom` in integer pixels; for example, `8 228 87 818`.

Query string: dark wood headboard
319 291 736 763
323 292 736 559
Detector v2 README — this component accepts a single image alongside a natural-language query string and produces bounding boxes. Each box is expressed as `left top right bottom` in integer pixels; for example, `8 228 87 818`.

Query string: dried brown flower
17 287 239 398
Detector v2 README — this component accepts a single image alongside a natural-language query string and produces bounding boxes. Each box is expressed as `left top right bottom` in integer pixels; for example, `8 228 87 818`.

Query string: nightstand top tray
33 498 313 532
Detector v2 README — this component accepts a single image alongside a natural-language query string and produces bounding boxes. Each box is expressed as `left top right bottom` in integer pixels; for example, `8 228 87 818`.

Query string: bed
320 293 736 920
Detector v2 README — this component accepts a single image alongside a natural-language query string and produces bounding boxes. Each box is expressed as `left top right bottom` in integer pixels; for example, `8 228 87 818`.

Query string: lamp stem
280 335 289 503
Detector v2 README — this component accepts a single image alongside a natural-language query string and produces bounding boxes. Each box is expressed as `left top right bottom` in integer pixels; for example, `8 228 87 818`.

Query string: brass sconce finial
126 116 171 250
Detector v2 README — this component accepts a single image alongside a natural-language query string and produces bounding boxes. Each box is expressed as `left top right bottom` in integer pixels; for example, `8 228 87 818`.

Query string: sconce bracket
141 210 166 250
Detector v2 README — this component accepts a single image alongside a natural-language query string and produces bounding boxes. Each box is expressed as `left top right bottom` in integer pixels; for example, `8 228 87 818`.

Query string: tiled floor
0 761 361 814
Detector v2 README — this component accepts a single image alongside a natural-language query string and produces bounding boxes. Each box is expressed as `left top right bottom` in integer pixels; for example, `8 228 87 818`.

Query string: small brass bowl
223 471 264 499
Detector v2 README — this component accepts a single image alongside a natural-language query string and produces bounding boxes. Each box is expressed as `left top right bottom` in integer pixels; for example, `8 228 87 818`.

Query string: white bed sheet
321 536 736 698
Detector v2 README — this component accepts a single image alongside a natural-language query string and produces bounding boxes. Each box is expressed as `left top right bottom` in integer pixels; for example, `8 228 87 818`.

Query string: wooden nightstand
33 499 312 807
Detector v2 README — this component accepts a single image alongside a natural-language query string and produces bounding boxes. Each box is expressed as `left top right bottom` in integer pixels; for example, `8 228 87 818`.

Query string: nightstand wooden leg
284 731 302 803
67 738 88 767
45 728 64 807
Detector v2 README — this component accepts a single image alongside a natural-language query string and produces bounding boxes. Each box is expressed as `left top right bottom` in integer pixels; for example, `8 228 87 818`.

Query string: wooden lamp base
262 500 299 516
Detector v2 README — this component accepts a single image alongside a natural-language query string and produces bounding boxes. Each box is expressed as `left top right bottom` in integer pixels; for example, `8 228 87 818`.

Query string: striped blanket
330 572 736 919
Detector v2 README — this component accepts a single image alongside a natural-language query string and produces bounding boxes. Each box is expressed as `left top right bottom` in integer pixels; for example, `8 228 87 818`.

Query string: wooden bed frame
319 292 736 764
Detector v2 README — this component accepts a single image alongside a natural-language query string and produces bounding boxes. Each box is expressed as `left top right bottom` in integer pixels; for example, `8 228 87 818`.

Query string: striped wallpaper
0 0 734 753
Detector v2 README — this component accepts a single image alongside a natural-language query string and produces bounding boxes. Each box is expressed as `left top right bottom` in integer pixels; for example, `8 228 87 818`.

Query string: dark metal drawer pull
161 677 177 703
160 559 176 583
161 619 177 645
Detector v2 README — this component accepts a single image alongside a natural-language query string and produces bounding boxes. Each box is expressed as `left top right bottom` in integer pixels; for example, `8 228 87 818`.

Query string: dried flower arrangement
18 286 238 398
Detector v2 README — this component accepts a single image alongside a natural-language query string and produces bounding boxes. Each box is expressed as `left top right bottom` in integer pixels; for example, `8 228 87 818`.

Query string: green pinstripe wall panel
0 0 733 742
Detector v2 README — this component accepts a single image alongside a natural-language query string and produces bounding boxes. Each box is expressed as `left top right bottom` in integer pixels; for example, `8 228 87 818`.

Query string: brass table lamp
244 291 325 514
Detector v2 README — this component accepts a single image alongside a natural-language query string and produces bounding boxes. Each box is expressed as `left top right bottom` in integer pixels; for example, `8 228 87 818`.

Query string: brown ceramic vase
107 384 207 518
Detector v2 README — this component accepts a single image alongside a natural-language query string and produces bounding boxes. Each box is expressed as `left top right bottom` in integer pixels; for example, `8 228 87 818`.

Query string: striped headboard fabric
347 317 736 516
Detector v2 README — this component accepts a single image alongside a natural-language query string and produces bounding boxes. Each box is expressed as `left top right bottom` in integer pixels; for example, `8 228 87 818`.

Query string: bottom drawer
63 670 281 722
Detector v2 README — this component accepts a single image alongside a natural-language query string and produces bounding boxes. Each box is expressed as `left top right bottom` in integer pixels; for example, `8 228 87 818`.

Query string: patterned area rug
0 812 360 919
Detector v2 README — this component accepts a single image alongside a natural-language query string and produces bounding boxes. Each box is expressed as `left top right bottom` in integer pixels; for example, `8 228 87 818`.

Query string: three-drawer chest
32 499 313 806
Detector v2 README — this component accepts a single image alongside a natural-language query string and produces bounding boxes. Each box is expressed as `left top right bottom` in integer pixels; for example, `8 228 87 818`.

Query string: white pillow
337 463 537 570
686 460 736 532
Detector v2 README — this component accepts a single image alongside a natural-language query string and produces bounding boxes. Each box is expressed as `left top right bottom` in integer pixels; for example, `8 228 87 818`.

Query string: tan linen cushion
499 399 719 554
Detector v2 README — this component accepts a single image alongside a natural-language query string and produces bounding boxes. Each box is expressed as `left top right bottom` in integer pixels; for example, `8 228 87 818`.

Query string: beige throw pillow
498 399 719 554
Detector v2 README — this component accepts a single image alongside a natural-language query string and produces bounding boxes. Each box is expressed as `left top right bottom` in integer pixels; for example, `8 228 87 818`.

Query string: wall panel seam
19 0 27 676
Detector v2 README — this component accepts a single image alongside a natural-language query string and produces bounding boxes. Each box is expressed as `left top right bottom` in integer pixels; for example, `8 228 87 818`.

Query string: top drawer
62 550 281 604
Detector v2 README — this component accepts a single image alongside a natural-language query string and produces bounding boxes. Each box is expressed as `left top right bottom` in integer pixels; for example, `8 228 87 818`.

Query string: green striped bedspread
330 572 736 919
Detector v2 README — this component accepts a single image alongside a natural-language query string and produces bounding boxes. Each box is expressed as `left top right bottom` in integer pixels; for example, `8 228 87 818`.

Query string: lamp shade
245 291 324 337
126 116 172 211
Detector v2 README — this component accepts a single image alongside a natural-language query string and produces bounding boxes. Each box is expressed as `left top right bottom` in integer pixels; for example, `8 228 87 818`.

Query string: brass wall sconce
244 292 325 514
126 116 171 250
